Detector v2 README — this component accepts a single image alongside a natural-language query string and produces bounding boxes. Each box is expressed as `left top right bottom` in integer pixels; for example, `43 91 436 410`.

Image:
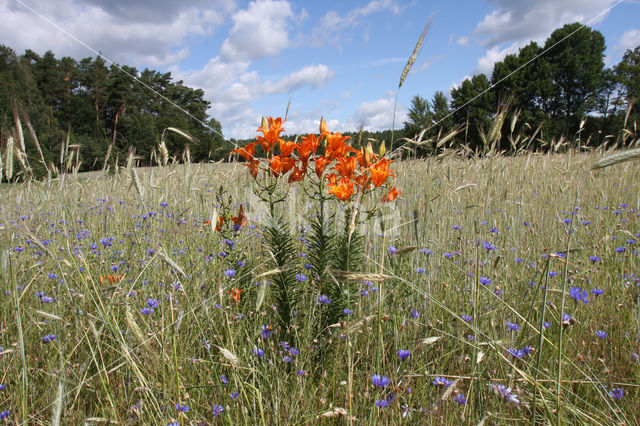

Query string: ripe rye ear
592 147 640 170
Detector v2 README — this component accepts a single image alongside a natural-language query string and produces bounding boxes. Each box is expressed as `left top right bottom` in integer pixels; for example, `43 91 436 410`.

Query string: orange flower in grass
232 205 247 229
369 158 394 187
314 156 330 178
382 187 401 202
324 132 355 160
215 215 225 232
270 155 296 177
335 155 358 178
279 140 299 157
256 117 285 153
246 159 260 179
231 142 257 162
328 176 355 201
353 173 369 190
228 287 244 304
298 134 319 170
288 166 306 183
100 274 123 285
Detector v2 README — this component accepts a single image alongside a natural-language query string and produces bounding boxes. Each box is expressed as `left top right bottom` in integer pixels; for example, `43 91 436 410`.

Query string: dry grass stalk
328 270 391 282
102 143 112 171
131 168 144 200
398 15 433 89
158 249 187 277
592 147 640 170
158 140 169 167
18 102 50 176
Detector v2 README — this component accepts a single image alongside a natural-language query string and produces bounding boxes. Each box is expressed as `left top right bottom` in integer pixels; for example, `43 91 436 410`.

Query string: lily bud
365 142 374 165
378 141 386 157
261 116 268 129
319 116 328 134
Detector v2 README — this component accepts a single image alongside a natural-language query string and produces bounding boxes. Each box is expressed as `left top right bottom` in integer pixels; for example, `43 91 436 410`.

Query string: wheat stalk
591 148 640 170
18 102 50 176
399 15 433 89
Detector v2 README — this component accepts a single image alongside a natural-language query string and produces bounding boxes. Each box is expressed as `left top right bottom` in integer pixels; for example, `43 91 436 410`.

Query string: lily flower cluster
232 116 400 203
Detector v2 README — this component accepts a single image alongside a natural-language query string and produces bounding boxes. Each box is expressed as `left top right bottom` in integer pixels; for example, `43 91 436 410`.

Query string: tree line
0 45 229 179
401 23 640 155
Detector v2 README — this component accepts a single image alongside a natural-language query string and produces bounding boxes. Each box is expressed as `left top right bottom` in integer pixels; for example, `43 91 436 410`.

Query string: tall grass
0 149 638 423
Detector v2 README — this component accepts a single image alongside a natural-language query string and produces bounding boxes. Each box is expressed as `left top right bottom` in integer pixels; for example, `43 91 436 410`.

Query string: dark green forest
0 46 230 180
401 23 640 156
1 22 639 181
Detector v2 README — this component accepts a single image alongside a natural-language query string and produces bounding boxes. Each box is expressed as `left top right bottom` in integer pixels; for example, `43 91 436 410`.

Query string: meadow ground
0 151 639 424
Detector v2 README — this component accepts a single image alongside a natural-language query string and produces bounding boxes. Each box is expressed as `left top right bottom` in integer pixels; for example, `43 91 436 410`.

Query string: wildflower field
1 123 639 424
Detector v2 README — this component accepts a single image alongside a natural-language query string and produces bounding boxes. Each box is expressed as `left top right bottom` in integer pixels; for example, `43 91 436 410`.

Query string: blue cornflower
224 269 237 278
397 349 410 360
0 410 9 419
253 348 264 357
490 383 519 404
289 347 299 356
609 387 624 399
220 375 228 384
562 312 574 325
615 247 626 253
140 307 154 314
0 384 6 390
344 308 353 315
303 263 312 270
548 271 558 277
318 294 332 304
420 248 433 255
282 355 292 363
569 287 589 304
42 334 57 343
443 252 454 258
375 399 389 408
230 391 238 399
175 403 190 412
296 370 306 375
372 374 391 388
212 404 224 417
454 393 467 405
411 309 419 318
506 321 520 331
591 288 604 296
416 267 426 274
388 246 398 255
595 330 608 338
432 376 452 387
479 276 492 285
589 256 601 262
452 225 461 230
461 315 473 323
260 325 274 339
296 273 307 282
40 296 54 303
160 202 168 207
146 297 161 309
543 321 552 329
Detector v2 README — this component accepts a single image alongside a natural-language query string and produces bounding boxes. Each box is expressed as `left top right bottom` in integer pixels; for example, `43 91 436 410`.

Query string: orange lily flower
270 155 296 177
215 215 225 232
232 205 247 229
328 176 355 201
314 156 330 178
354 173 369 190
335 156 358 178
279 140 298 157
203 219 212 225
256 117 285 153
325 172 338 185
246 159 260 179
288 166 306 183
324 132 354 160
228 287 244 304
370 158 394 187
382 187 401 202
99 274 123 285
231 142 257 162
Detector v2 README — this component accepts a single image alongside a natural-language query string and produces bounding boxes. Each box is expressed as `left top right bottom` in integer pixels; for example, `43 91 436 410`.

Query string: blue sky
2 0 639 139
